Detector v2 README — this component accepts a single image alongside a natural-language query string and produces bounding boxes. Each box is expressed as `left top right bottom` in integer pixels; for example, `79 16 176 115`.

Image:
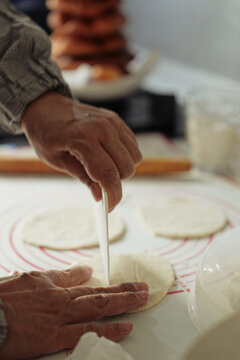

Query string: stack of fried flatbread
47 0 133 79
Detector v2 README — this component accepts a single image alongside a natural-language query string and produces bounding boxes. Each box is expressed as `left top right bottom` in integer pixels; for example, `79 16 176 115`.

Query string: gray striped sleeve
0 273 22 350
0 300 7 349
0 0 72 135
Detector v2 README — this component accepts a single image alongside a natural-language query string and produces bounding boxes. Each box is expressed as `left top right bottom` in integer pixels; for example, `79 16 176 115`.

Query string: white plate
61 45 158 101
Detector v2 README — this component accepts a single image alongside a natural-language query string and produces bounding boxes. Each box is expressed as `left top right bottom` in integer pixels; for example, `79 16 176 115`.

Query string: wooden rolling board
0 155 191 175
0 134 191 175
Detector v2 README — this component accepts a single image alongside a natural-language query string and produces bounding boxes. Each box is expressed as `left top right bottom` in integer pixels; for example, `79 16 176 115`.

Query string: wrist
21 91 63 128
0 299 7 351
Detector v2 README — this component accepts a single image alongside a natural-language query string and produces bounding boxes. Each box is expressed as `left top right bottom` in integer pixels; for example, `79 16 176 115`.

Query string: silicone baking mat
0 174 240 360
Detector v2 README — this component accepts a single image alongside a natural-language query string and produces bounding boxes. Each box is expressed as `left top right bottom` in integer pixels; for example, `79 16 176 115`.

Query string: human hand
21 92 142 211
0 266 148 360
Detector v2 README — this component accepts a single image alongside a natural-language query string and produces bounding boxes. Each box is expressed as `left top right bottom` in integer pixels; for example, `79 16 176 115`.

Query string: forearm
0 0 72 135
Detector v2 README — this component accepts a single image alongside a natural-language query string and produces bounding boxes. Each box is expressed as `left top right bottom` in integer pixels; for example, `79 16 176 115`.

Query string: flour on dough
139 197 227 239
75 253 174 312
228 272 240 312
21 206 125 250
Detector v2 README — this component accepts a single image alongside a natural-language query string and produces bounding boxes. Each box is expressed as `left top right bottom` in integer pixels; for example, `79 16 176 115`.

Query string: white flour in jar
186 109 238 171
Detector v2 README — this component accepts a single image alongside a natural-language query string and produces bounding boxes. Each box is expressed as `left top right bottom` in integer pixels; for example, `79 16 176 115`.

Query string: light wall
123 0 240 81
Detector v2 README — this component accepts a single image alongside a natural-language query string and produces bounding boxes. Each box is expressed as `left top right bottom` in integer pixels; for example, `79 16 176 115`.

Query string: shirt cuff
0 58 72 135
0 1 72 135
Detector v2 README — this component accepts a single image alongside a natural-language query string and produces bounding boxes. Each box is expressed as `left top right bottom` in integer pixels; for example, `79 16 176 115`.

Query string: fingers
64 107 140 210
66 282 148 298
102 133 142 180
0 271 20 284
121 121 138 143
70 144 122 211
57 153 102 202
45 266 92 287
60 322 133 349
102 111 142 170
9 270 20 276
118 133 142 166
101 137 135 179
67 290 148 322
0 266 92 294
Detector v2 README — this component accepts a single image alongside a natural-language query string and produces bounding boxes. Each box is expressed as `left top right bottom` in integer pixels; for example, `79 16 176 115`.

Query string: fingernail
9 270 19 276
118 323 133 334
136 291 148 301
91 183 102 201
134 282 148 291
84 265 92 272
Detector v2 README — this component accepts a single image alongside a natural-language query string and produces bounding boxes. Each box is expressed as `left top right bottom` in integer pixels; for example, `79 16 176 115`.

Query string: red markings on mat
0 263 10 273
40 247 71 266
171 236 213 266
180 271 196 278
9 222 44 271
167 290 184 295
159 239 187 256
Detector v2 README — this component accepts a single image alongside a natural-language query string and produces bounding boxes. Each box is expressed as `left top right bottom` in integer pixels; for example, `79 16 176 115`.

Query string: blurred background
124 0 240 81
3 0 240 142
12 0 240 80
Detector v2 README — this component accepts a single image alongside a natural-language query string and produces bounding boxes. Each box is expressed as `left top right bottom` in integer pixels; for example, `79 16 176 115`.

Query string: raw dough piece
22 206 125 250
75 253 174 312
228 272 240 311
139 197 227 239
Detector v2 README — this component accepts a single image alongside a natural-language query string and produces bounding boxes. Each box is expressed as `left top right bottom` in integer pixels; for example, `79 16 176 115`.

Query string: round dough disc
139 197 227 239
21 206 125 250
75 253 174 312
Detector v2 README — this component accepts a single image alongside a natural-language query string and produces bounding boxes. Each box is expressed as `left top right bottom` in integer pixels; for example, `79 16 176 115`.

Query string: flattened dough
75 253 174 311
22 206 125 250
139 197 227 239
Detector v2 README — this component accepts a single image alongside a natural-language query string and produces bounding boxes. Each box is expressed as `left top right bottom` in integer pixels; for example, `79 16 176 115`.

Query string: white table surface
1 170 240 360
1 58 240 359
142 57 240 103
